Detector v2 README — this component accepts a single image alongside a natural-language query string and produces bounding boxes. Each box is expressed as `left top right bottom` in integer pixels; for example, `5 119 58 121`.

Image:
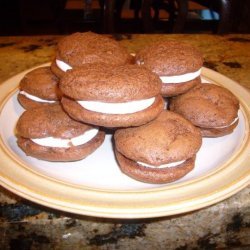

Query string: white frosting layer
20 91 56 103
56 59 72 72
77 97 155 114
138 160 186 169
213 117 239 129
160 69 201 84
31 128 99 148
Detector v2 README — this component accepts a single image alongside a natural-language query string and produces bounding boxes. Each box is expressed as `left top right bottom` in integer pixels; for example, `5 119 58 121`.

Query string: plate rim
0 64 249 218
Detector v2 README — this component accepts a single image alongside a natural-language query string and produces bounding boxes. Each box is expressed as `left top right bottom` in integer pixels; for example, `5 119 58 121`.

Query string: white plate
0 64 249 218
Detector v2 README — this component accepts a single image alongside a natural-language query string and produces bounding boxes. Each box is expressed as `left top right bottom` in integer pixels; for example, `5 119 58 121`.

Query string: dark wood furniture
102 0 236 34
141 0 234 34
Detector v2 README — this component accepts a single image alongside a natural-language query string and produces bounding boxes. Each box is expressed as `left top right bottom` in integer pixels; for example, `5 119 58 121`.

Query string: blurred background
0 0 249 36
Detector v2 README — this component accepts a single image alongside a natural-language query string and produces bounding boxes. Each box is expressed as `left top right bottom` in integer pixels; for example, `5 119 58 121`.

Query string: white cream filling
56 59 72 72
31 128 99 148
137 60 144 65
138 160 186 169
20 91 56 103
212 117 239 129
160 69 201 84
77 97 155 115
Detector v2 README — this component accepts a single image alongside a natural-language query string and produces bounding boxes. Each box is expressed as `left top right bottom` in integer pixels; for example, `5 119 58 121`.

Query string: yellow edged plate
0 63 249 218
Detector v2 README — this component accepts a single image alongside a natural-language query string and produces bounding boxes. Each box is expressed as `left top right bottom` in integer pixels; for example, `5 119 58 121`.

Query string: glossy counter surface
0 34 249 249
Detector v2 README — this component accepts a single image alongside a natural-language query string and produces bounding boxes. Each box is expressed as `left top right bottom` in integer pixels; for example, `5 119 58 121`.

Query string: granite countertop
0 34 250 249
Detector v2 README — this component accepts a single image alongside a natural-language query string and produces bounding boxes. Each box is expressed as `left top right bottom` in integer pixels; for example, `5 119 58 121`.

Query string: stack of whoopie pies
15 32 240 184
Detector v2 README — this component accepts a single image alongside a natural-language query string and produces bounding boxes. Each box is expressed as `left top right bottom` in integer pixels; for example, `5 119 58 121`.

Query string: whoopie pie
170 83 240 137
18 67 62 109
135 41 203 97
51 31 133 78
60 63 164 128
16 105 105 161
114 111 202 184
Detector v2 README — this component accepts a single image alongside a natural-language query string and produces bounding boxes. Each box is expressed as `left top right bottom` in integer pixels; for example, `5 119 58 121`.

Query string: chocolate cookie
135 41 203 97
114 111 202 184
16 105 105 161
169 83 240 137
51 32 133 78
60 63 164 128
18 67 62 109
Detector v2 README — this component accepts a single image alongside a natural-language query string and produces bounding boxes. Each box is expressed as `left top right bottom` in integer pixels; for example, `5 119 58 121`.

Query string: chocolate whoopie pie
16 105 105 161
60 63 164 128
114 111 202 184
169 83 240 137
135 41 203 97
18 67 62 109
51 32 133 78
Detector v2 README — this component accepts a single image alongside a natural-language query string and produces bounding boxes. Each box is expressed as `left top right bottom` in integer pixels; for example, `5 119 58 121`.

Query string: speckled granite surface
0 34 250 249
0 34 250 90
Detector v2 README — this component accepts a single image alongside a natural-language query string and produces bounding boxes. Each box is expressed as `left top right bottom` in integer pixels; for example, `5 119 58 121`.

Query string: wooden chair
141 0 234 34
141 0 180 33
101 0 141 33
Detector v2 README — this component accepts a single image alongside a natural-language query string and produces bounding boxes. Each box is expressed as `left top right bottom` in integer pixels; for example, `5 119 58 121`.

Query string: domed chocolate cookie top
115 111 202 166
16 105 92 139
170 83 239 129
56 32 132 69
135 41 203 76
19 66 61 101
170 83 239 137
60 63 162 102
